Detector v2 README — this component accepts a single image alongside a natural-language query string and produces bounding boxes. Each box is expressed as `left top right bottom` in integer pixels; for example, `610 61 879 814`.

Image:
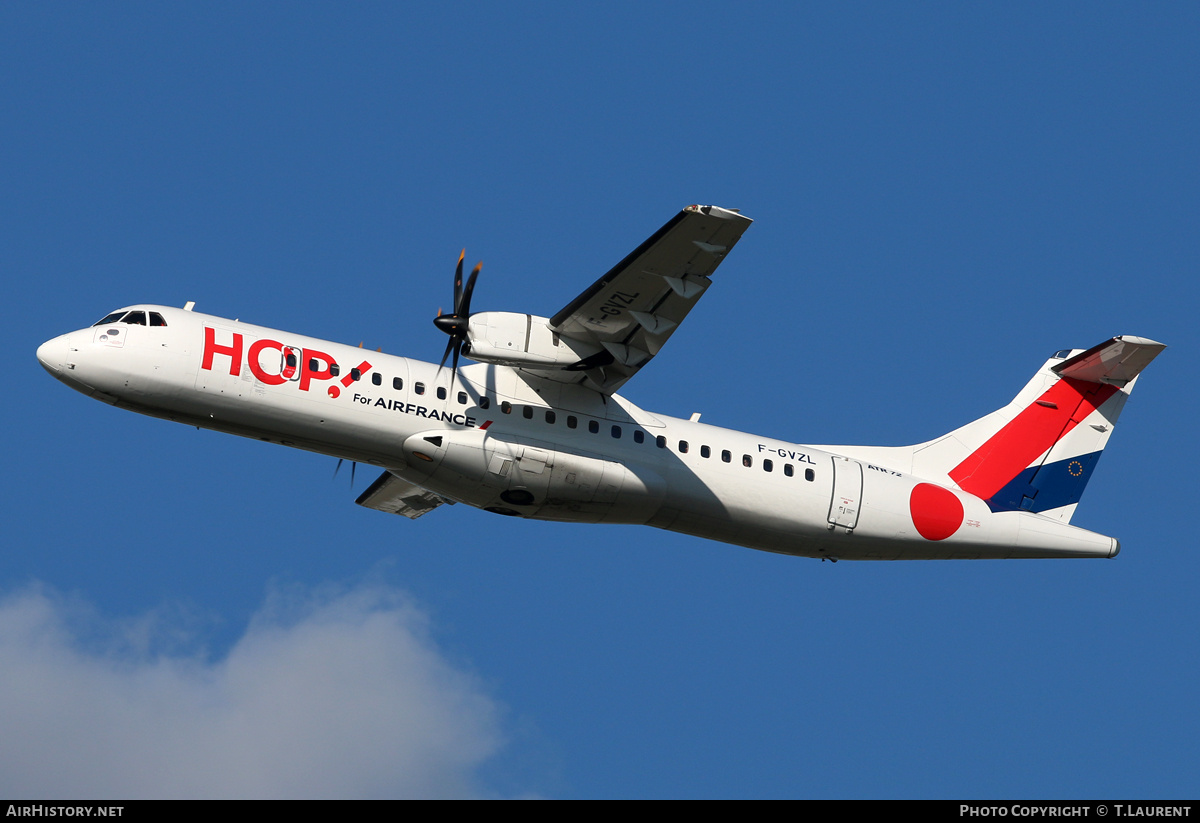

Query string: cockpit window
91 310 168 327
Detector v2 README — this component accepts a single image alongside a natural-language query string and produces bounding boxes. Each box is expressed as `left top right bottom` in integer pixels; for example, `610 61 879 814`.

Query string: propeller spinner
433 250 482 382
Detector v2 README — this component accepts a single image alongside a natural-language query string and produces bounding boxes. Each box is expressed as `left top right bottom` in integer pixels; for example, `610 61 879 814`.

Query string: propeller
333 458 357 487
433 250 482 383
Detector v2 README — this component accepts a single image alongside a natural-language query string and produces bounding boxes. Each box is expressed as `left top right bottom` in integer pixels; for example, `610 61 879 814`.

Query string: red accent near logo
910 483 965 541
479 420 493 431
327 385 340 398
340 360 374 388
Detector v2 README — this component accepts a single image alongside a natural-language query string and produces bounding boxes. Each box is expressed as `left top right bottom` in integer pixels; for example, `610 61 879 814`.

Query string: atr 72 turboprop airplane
38 205 1164 561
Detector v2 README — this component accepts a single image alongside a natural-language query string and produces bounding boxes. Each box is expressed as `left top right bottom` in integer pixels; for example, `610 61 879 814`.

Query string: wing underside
538 204 752 394
356 471 453 519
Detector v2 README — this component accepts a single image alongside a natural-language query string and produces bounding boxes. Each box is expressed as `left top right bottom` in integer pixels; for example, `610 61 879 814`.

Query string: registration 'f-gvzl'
38 206 1165 560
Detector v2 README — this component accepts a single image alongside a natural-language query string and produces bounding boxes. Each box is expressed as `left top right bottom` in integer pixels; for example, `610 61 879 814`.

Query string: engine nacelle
465 312 601 369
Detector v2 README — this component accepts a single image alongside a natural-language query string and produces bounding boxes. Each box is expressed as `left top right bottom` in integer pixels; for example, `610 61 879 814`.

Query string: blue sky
3 3 1197 798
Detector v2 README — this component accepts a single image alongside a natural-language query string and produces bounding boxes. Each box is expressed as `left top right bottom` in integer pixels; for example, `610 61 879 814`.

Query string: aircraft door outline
828 455 863 531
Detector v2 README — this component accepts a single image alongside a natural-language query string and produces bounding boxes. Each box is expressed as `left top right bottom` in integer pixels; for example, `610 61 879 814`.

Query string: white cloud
0 583 504 798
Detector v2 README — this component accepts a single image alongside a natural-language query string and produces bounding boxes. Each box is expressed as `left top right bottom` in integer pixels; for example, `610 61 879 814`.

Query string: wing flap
355 471 453 519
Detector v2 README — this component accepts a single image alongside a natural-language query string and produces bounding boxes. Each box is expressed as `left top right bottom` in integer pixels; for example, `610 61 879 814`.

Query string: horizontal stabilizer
1051 335 1166 387
356 471 452 519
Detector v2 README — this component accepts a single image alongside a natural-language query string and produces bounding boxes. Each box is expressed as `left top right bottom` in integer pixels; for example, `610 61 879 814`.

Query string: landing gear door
828 456 863 530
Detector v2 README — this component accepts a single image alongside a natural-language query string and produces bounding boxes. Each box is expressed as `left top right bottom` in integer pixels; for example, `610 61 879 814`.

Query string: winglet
1051 335 1167 387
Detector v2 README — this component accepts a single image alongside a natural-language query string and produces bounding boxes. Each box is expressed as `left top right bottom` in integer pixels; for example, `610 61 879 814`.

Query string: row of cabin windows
330 370 818 482
326 366 487 407
497 402 817 481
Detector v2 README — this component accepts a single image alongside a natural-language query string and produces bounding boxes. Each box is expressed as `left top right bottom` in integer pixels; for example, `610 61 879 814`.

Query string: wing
546 204 752 394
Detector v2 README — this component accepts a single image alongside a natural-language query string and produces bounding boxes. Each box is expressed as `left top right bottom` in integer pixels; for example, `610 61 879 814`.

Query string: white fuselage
38 305 1120 561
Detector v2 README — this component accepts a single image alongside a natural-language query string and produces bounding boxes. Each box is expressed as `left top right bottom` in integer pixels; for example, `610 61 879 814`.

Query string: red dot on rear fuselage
910 483 965 541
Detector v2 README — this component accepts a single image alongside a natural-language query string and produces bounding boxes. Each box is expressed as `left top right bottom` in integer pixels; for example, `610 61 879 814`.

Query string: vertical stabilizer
818 336 1164 524
922 336 1164 522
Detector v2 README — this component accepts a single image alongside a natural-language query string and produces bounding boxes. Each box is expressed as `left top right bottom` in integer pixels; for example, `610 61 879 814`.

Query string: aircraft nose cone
36 335 66 375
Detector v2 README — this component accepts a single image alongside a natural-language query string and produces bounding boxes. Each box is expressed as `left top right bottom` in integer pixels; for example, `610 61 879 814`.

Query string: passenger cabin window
701 445 711 458
415 382 425 395
457 392 468 405
350 368 362 381
784 464 794 477
721 450 731 463
479 396 490 409
372 373 382 386
805 468 816 482
545 410 556 424
611 425 622 438
763 459 773 472
393 377 403 390
742 455 752 468
678 441 688 453
567 415 578 429
330 363 340 377
523 406 534 419
149 312 167 327
634 431 645 444
501 401 512 414
437 387 447 400
588 420 599 433
656 436 666 449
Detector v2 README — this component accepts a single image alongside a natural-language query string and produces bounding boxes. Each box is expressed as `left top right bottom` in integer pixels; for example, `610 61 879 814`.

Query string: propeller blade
436 335 457 376
453 249 465 313
459 262 482 317
333 458 357 487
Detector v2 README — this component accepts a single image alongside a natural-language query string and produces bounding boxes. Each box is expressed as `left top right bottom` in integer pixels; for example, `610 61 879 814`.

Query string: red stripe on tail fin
949 377 1118 500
